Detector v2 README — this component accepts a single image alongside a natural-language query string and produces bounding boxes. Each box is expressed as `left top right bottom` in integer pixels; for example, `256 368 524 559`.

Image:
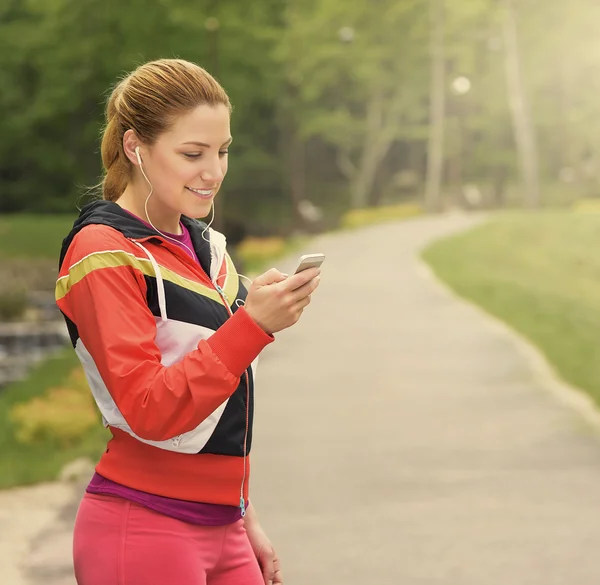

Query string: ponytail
100 87 130 202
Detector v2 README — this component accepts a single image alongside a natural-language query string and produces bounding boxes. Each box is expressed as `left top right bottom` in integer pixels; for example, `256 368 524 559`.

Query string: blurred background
2 0 600 582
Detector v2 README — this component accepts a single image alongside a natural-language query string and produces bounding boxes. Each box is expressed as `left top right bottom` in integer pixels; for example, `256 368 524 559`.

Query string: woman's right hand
244 267 321 335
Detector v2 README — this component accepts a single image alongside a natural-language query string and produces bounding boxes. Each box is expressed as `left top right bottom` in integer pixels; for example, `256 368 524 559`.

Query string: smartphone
294 253 325 274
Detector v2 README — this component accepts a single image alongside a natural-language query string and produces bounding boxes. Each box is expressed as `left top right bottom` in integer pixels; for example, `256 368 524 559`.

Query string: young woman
56 58 320 585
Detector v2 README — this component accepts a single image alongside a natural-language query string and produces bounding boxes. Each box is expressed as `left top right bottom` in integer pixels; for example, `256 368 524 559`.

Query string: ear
123 129 142 166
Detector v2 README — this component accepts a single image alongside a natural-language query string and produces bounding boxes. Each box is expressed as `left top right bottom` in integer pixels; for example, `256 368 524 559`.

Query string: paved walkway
4 213 600 584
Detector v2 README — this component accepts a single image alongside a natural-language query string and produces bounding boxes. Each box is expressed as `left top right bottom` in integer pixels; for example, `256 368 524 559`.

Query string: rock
58 458 95 483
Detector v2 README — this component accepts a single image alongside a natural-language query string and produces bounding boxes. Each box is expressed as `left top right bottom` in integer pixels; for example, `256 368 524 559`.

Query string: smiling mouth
186 186 214 198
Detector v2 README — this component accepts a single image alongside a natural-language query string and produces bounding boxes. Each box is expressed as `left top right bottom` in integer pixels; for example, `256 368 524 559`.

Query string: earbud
135 146 142 166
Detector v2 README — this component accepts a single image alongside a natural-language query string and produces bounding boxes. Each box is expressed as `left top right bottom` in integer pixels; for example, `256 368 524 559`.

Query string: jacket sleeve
55 225 273 442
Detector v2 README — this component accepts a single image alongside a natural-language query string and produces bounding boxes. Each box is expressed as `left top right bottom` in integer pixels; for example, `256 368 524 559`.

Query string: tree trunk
207 0 224 231
490 165 508 208
425 0 446 213
289 126 306 229
350 167 375 209
347 89 404 209
502 0 540 208
349 90 383 209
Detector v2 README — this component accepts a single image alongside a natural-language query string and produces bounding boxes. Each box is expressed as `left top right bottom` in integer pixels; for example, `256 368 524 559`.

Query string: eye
219 150 229 157
183 153 202 159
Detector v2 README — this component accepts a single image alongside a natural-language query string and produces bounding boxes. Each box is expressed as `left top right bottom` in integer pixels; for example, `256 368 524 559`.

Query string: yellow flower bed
236 236 288 268
340 203 422 229
10 367 99 447
573 198 600 213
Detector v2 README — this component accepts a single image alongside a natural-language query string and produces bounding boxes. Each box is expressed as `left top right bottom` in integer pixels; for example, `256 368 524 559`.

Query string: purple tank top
86 209 244 525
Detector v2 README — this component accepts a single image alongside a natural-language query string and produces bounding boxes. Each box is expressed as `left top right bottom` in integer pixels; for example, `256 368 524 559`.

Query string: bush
340 203 422 230
0 290 28 321
10 367 99 447
0 258 58 293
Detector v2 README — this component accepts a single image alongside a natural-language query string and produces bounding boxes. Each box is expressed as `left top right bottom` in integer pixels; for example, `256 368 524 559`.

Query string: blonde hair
100 59 231 202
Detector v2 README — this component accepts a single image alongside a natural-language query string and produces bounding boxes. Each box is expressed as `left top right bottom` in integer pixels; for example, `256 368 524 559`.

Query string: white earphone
135 145 142 166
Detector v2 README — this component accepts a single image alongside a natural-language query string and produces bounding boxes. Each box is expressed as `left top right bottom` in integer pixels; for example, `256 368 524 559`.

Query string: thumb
253 268 288 287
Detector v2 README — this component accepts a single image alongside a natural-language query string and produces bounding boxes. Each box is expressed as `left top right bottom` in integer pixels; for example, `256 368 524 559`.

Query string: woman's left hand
245 514 283 584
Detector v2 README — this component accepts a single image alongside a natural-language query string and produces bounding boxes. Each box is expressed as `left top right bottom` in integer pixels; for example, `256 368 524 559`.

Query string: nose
201 153 225 184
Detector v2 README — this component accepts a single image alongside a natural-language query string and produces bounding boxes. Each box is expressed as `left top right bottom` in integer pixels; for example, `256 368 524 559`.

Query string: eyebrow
182 138 232 148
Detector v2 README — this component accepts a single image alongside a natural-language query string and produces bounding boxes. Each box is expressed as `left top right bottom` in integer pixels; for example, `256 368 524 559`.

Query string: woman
56 58 320 585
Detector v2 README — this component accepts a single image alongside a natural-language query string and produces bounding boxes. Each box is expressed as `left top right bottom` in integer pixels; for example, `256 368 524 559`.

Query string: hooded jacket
55 201 272 506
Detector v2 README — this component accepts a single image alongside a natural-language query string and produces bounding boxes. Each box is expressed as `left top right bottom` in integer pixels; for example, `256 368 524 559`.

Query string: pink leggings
73 492 264 585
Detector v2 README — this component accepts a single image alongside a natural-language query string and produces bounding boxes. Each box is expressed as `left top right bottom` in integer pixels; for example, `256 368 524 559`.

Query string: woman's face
138 103 231 222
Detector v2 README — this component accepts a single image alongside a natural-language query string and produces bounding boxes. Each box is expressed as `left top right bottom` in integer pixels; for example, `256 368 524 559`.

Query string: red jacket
56 201 272 507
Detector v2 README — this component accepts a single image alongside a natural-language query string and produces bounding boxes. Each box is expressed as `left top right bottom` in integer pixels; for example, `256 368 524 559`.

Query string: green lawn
422 211 600 406
0 214 76 259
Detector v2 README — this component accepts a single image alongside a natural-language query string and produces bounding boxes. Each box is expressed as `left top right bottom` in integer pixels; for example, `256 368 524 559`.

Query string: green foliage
422 211 600 406
1 0 600 217
0 0 290 222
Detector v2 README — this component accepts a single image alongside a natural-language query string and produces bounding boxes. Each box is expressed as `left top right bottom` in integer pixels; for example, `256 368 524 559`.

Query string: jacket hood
58 200 212 270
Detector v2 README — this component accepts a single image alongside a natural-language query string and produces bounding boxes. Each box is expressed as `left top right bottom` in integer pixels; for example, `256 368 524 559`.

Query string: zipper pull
215 283 229 303
240 496 246 517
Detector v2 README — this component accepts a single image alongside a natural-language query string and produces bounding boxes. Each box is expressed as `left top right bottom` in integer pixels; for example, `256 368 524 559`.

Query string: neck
118 182 182 235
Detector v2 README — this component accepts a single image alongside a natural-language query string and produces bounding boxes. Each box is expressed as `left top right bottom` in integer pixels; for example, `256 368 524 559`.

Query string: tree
276 0 430 209
425 0 446 212
501 0 540 208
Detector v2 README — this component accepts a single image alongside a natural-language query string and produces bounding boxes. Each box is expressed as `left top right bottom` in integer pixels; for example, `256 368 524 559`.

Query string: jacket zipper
214 282 250 517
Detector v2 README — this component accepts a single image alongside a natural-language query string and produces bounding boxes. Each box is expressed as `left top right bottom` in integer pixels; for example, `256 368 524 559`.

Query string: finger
261 556 274 585
281 267 320 291
273 555 283 584
295 294 311 311
290 276 320 303
254 268 288 286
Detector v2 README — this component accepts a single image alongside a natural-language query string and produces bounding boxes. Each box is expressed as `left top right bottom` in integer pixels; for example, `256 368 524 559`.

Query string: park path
3 212 600 584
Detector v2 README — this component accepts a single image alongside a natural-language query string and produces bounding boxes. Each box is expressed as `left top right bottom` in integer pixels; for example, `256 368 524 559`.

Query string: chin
185 199 214 220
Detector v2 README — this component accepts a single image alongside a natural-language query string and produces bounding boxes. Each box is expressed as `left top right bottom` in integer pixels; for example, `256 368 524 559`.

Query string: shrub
10 367 99 447
0 258 58 293
0 290 28 321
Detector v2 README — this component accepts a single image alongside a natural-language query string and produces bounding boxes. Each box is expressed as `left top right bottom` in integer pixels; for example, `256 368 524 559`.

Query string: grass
422 210 600 406
0 348 109 488
0 214 76 259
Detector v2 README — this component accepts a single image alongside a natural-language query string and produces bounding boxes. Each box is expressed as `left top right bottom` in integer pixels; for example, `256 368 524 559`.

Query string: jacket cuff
206 308 274 377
